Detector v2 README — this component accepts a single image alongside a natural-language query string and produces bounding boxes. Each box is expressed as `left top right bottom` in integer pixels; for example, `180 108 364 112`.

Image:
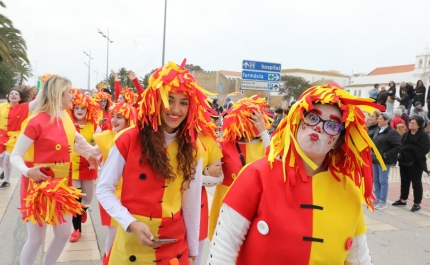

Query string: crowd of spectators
367 80 430 213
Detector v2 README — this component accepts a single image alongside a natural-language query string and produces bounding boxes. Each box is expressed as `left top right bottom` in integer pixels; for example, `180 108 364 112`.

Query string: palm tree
0 1 32 81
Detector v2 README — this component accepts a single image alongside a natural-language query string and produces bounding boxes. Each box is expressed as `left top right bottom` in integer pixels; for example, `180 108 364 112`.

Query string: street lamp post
34 61 37 87
93 69 99 84
162 0 167 65
98 29 114 91
83 50 93 90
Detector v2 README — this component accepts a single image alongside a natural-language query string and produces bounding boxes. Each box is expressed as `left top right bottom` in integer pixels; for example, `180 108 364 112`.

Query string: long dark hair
416 80 424 88
138 121 197 187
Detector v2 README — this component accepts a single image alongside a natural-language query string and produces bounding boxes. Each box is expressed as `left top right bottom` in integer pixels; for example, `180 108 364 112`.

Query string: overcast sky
3 0 430 89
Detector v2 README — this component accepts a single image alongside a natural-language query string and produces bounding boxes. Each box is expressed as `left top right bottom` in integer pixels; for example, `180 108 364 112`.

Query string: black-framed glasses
303 111 344 136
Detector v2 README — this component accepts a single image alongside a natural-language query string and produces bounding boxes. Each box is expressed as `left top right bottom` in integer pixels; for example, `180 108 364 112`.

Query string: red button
345 237 353 250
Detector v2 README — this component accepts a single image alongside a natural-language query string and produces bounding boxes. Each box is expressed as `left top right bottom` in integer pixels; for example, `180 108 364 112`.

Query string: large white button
257 220 269 235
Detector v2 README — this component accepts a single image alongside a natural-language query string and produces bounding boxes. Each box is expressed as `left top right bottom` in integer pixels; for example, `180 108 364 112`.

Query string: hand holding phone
152 238 177 243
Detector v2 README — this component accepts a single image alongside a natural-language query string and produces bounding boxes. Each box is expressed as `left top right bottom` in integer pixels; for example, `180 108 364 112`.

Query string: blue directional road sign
242 60 281 73
242 70 280 82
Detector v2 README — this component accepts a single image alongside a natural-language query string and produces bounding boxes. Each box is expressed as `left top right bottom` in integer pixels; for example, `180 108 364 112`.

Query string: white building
280 69 350 88
345 47 430 101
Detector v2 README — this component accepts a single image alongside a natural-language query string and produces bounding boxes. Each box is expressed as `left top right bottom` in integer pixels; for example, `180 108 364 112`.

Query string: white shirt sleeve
202 159 224 187
96 145 137 232
207 204 251 265
345 234 372 265
74 132 102 159
10 134 34 177
202 174 224 187
258 130 271 149
182 158 202 257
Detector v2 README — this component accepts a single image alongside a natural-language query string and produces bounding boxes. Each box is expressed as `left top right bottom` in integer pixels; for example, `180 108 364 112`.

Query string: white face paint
73 105 87 121
296 104 342 161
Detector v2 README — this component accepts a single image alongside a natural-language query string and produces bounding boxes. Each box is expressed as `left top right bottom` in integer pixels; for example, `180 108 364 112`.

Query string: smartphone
152 238 177 243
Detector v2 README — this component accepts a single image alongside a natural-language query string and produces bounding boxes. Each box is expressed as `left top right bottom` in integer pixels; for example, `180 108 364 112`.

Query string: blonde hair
34 76 72 124
396 123 406 137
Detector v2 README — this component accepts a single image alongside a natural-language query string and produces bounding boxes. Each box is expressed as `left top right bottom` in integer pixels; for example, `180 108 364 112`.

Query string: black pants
399 162 423 204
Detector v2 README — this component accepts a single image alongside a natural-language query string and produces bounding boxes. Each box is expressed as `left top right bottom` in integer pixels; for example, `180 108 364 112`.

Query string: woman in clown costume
208 83 385 264
97 60 216 265
111 69 144 106
88 102 137 262
195 125 224 265
10 75 99 265
68 90 101 242
93 90 113 131
208 95 272 241
0 85 40 189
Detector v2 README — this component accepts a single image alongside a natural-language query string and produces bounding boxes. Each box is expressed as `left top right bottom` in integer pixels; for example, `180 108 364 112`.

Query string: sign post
37 76 42 89
241 60 282 106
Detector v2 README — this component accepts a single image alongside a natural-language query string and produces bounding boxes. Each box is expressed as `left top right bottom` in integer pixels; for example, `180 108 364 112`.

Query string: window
354 90 357 96
358 90 362 97
419 59 423 67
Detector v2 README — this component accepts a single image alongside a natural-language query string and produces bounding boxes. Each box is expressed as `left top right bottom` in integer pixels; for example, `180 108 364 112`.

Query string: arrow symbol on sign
274 74 279 81
243 62 249 68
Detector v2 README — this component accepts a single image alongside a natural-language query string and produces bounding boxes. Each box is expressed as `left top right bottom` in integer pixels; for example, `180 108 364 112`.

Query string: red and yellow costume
208 95 272 240
68 90 100 181
95 103 137 226
19 112 76 216
93 91 113 131
0 102 31 154
108 128 201 264
114 78 144 108
198 132 223 241
101 60 216 265
208 83 386 264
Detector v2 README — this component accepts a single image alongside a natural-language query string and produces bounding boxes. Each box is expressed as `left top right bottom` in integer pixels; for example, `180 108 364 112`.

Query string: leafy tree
278 75 311 101
142 68 157 88
185 64 203 72
0 61 17 98
0 2 32 81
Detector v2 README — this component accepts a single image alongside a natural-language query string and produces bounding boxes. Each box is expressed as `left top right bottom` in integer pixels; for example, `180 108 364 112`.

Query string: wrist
189 256 196 261
126 220 138 233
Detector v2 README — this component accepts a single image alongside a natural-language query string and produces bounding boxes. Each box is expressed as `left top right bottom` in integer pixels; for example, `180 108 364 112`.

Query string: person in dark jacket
386 81 396 114
393 116 430 212
372 112 402 210
376 85 387 108
268 107 284 134
400 82 415 113
367 109 381 139
413 80 426 107
395 88 409 111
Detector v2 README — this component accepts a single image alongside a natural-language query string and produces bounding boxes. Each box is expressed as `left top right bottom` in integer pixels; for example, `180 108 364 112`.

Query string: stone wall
192 71 241 103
